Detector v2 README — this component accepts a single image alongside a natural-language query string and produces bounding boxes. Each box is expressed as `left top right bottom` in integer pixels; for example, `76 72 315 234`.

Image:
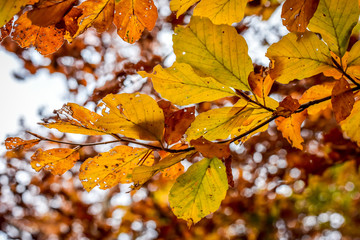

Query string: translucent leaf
27 0 76 27
185 100 254 141
308 0 359 57
139 63 235 105
276 111 307 150
5 137 40 151
170 0 199 17
169 157 228 225
11 12 65 55
248 70 274 101
281 0 320 32
0 0 31 27
331 78 355 123
173 16 253 91
95 93 164 141
190 137 230 159
41 103 107 135
79 146 154 191
266 32 333 83
299 82 335 115
193 0 248 25
31 148 80 175
132 150 196 187
341 100 360 146
113 0 157 43
346 41 360 79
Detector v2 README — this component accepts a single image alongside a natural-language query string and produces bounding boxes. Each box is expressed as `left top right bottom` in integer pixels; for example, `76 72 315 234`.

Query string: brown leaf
190 137 231 159
63 7 83 38
248 67 274 99
27 0 77 27
164 106 195 145
331 78 355 122
275 95 301 117
5 137 40 151
281 0 320 32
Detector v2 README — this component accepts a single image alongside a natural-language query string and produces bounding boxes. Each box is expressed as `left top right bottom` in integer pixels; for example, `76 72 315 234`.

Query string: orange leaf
275 96 300 117
190 136 231 159
31 148 80 175
63 7 83 38
281 0 320 32
331 78 355 122
161 162 184 180
11 12 65 55
248 68 274 99
299 82 335 115
164 106 195 145
79 146 154 191
113 0 157 43
27 0 77 27
5 137 40 151
276 110 307 150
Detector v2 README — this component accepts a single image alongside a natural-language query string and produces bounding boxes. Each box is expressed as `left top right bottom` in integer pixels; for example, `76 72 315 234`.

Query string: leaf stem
236 90 275 112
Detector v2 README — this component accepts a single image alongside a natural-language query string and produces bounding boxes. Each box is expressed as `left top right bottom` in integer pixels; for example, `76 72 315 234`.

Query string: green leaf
132 150 196 187
308 0 359 57
169 157 228 225
266 32 333 83
138 63 235 105
173 16 253 91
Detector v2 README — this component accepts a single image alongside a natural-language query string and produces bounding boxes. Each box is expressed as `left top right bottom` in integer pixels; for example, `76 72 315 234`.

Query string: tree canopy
2 0 360 239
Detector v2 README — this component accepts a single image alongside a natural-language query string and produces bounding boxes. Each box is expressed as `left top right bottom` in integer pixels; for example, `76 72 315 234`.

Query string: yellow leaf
41 103 107 135
173 16 253 91
340 100 360 146
266 32 333 83
113 0 157 43
95 93 164 141
308 0 359 57
79 146 154 191
132 150 196 187
193 0 248 25
0 0 31 27
346 40 360 79
169 157 228 225
139 63 235 105
170 0 199 17
31 148 80 175
276 111 307 150
299 82 335 115
185 100 255 141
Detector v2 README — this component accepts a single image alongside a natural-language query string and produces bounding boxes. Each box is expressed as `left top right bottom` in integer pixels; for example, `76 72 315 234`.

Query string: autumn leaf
248 69 274 102
346 41 360 79
79 146 154 191
132 150 196 187
139 63 235 106
185 100 254 141
11 12 65 55
170 0 199 17
190 137 230 159
0 0 32 27
281 0 320 32
266 32 333 83
341 100 360 146
299 82 335 115
193 0 248 25
173 17 253 91
5 137 40 151
169 157 228 226
95 93 164 141
27 0 77 27
276 110 307 150
275 96 301 118
114 0 157 43
164 106 196 145
331 78 355 123
308 0 359 57
41 103 107 135
31 148 80 175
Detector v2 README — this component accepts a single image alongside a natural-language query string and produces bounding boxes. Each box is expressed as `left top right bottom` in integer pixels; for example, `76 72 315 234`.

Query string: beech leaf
190 137 231 159
299 82 335 115
266 32 333 83
0 0 32 27
79 146 154 192
5 137 40 151
139 63 235 105
173 17 253 91
340 100 360 146
331 78 355 123
95 93 164 141
31 148 80 175
169 157 228 226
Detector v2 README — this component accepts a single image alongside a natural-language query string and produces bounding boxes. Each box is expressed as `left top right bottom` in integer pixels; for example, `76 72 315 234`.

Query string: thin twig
331 56 360 87
236 90 275 112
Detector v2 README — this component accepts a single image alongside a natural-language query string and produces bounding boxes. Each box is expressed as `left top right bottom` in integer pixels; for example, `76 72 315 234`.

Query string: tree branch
331 56 360 87
236 90 275 112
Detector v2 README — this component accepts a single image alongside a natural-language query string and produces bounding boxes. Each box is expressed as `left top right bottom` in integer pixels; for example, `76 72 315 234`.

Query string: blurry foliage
1 0 360 239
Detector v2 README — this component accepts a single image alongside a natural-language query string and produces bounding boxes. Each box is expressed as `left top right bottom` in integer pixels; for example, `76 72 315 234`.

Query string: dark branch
331 56 360 87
